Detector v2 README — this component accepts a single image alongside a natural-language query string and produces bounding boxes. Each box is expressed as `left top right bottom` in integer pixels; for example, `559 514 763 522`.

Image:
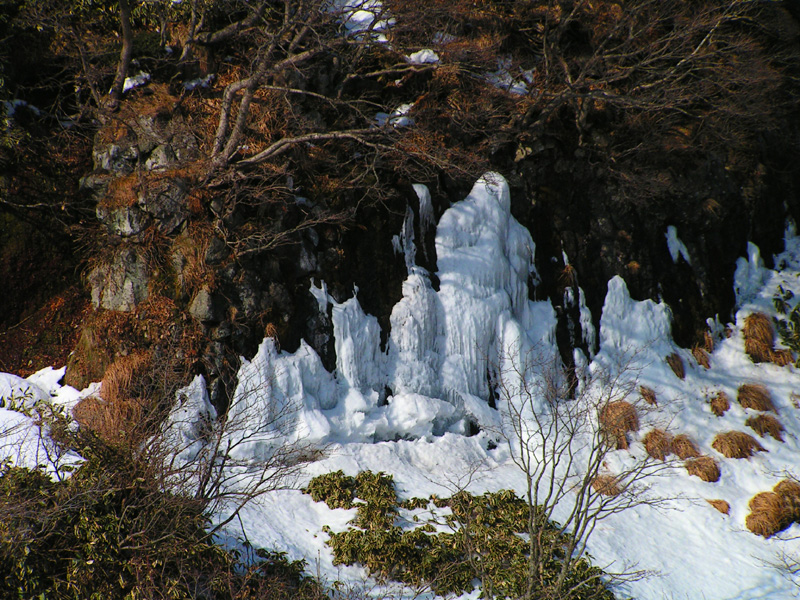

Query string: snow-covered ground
4 174 800 599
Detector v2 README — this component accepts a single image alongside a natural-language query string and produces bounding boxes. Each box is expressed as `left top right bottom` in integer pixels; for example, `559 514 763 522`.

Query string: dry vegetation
745 414 785 442
642 428 671 461
738 384 776 413
672 434 700 460
746 479 800 538
692 346 710 369
712 431 766 459
707 499 730 515
639 386 657 406
685 456 721 483
599 400 639 450
665 353 685 380
709 391 731 417
743 312 795 366
591 475 621 497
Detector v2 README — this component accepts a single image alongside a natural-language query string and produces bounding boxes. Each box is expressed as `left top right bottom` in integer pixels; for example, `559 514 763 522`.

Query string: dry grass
591 475 621 497
711 431 766 459
672 434 701 459
743 312 775 363
746 492 785 537
771 348 794 367
703 331 715 352
709 391 731 417
692 346 710 369
685 456 721 482
738 383 776 413
742 312 794 366
746 480 800 537
101 351 152 404
643 428 672 461
745 414 785 442
599 401 639 450
73 394 147 446
665 352 685 379
707 499 730 515
639 385 657 406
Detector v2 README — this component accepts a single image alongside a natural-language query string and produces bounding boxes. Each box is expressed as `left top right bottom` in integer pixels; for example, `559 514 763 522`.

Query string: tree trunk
107 0 134 111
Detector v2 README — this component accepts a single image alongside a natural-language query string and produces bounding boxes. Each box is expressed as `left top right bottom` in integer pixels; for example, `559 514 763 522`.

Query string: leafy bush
305 471 614 599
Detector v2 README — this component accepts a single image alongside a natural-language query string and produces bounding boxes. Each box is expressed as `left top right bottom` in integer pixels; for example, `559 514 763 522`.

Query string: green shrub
305 471 615 599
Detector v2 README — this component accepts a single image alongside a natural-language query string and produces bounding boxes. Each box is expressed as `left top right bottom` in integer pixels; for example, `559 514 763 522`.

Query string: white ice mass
5 174 800 599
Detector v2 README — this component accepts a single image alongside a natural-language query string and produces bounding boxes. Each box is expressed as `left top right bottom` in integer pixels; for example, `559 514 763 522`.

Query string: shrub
307 471 614 600
639 385 657 406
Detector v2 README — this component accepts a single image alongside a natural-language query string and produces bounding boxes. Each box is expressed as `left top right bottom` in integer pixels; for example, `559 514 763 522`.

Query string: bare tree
492 345 669 598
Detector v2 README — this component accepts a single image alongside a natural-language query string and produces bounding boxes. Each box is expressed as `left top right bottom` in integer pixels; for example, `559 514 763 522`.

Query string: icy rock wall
180 173 557 444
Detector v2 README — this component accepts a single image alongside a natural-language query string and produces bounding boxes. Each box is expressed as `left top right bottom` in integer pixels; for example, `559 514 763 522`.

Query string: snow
665 225 692 265
6 175 800 599
375 103 415 128
486 57 535 95
122 71 150 93
406 49 439 64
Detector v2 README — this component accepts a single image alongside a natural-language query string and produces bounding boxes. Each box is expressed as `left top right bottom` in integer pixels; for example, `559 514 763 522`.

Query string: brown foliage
591 475 621 497
745 414 785 442
691 346 710 369
685 456 721 483
642 428 672 461
712 431 766 459
639 385 657 406
743 312 775 362
665 353 685 380
746 492 785 537
599 401 639 450
709 391 731 417
672 434 700 459
73 395 148 446
746 480 800 537
100 351 152 404
771 348 794 367
738 383 776 413
707 499 730 515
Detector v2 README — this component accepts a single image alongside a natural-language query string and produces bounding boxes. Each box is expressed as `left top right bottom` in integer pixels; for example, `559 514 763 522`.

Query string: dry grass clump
709 391 731 417
101 351 152 404
685 456 721 482
703 331 715 352
665 352 685 379
711 431 766 459
771 348 794 367
599 401 639 450
692 346 710 369
746 480 800 537
707 499 730 515
746 492 785 537
639 385 657 406
643 428 672 461
591 475 621 497
73 395 147 446
738 383 776 413
743 312 775 363
742 312 794 366
672 434 701 459
745 414 785 442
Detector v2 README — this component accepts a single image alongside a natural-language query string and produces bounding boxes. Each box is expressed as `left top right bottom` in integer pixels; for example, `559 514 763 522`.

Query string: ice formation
179 173 558 445
665 225 692 265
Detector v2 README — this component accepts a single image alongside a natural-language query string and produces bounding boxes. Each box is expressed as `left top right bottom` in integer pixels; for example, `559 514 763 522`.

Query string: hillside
2 1 800 598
